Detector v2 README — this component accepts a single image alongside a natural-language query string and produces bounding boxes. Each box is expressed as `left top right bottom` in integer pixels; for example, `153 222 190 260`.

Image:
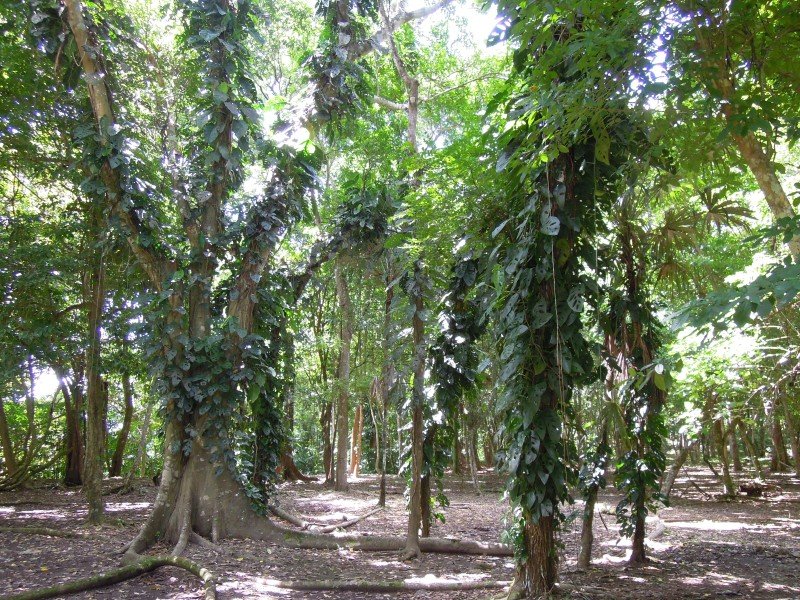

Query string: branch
349 0 456 61
378 0 414 89
289 235 343 303
373 95 407 111
63 0 173 290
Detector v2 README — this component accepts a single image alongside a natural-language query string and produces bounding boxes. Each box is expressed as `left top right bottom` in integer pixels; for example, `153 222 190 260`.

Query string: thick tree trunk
334 261 353 491
629 482 647 565
110 373 134 477
524 514 556 595
63 379 85 486
83 200 107 523
0 397 18 477
349 403 363 476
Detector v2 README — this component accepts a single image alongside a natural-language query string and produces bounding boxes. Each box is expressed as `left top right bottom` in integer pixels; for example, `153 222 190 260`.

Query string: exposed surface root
261 577 511 592
190 531 224 553
0 526 83 538
2 555 216 600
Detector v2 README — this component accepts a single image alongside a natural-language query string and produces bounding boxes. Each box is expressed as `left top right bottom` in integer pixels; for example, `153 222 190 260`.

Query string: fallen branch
261 577 511 592
268 504 383 533
3 555 216 600
0 526 83 538
314 506 382 533
275 525 513 556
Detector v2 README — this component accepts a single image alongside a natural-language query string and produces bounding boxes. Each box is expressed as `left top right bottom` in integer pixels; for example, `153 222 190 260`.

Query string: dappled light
2 0 800 598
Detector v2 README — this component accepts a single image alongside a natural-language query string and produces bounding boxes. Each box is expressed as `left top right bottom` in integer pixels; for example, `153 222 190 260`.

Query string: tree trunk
577 486 597 570
629 488 647 564
404 261 426 559
63 378 85 486
729 428 742 473
578 429 608 569
467 425 480 492
334 260 353 491
132 396 153 479
713 419 736 496
661 440 698 500
694 28 800 258
420 472 431 538
349 403 363 476
0 397 18 477
83 198 107 523
736 421 763 478
524 513 556 595
452 418 462 475
321 402 333 484
783 402 800 477
379 261 395 507
420 424 437 538
770 398 789 472
110 374 134 477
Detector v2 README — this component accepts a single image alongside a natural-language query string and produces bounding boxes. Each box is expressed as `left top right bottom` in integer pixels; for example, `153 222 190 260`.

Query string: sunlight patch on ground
104 501 151 513
294 494 374 513
10 509 70 521
666 519 783 532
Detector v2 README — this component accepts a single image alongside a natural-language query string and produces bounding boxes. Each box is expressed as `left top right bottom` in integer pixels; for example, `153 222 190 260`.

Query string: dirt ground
1 468 798 599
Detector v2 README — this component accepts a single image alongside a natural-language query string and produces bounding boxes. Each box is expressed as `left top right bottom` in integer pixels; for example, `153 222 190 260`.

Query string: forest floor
0 467 799 600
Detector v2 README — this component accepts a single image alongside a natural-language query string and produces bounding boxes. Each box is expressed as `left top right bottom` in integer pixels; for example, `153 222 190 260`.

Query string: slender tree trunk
578 429 608 569
321 402 333 483
452 417 462 475
737 421 764 479
729 428 742 473
379 262 395 507
132 396 153 479
467 425 480 492
420 424 437 537
661 440 697 500
629 487 647 564
404 261 426 559
783 402 800 477
349 403 363 476
713 419 736 496
693 26 800 258
334 260 353 491
110 374 134 477
770 398 789 472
